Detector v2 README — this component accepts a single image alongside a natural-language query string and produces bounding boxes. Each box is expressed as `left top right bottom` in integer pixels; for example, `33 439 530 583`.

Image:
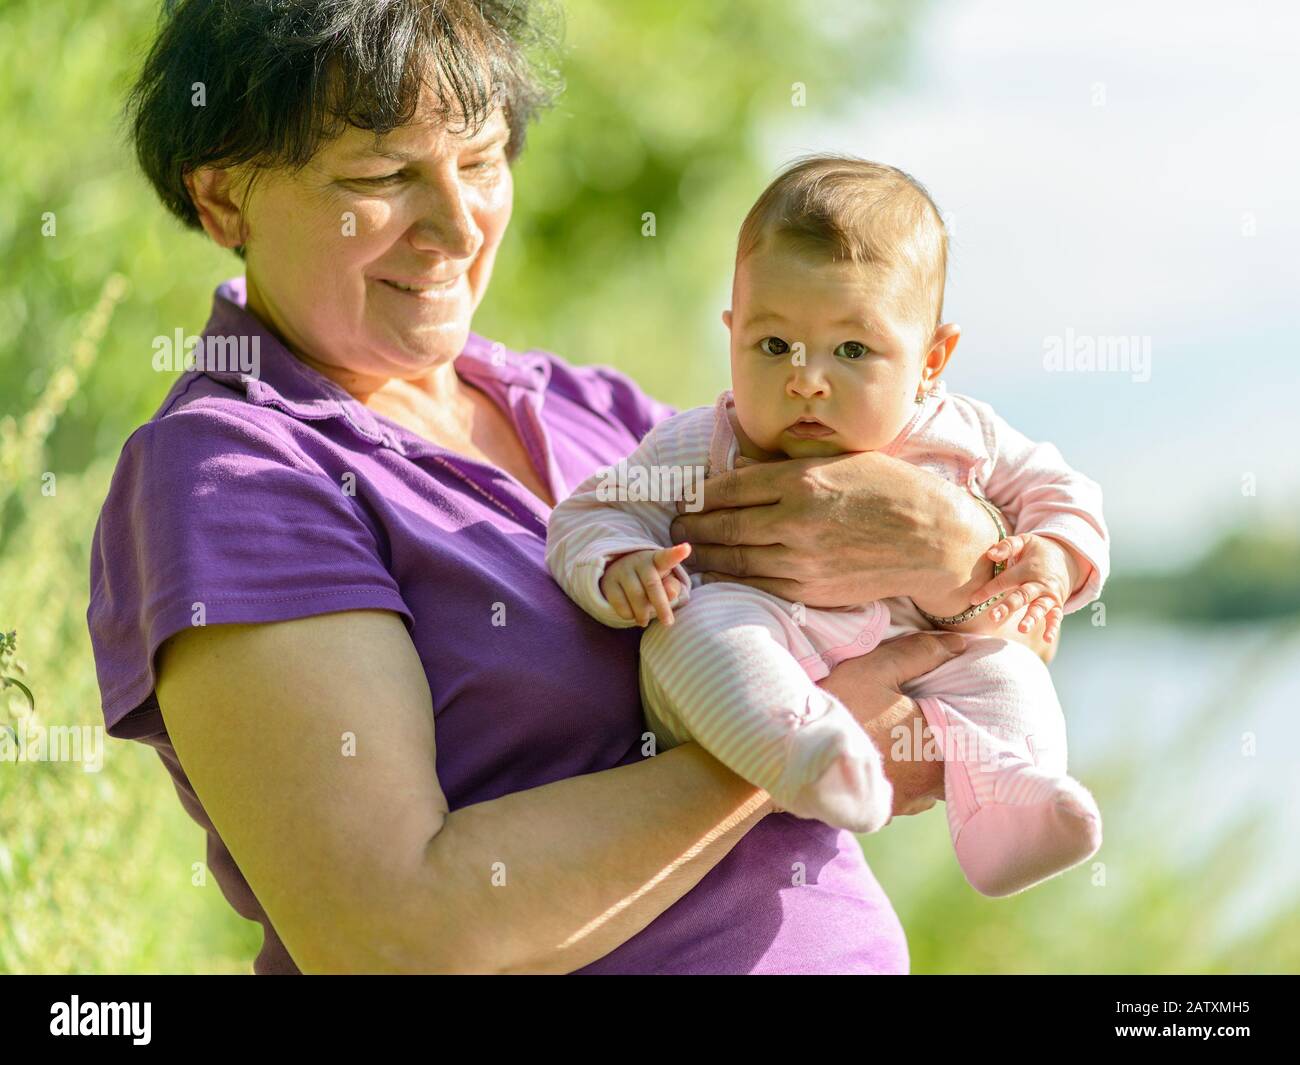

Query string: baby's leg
639 583 893 834
900 635 1102 897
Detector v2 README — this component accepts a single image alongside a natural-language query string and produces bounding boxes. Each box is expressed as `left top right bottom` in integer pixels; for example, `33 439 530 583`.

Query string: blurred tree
1092 527 1300 624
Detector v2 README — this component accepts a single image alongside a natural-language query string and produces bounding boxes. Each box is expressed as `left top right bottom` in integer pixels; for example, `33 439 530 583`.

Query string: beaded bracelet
914 492 1010 627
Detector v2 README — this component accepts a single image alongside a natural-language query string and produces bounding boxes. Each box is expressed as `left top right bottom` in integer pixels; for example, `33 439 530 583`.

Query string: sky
763 0 1299 571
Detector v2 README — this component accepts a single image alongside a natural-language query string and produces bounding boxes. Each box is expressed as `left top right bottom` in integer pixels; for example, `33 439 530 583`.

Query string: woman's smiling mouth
377 275 465 299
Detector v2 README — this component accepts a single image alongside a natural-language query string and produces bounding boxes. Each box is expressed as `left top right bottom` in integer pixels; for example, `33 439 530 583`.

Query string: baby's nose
787 370 829 397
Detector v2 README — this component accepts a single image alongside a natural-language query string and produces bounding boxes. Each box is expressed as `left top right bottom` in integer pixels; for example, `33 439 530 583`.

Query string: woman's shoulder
119 369 354 477
89 373 408 737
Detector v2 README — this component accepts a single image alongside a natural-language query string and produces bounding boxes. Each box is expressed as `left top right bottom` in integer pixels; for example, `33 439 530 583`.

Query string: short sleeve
87 406 412 739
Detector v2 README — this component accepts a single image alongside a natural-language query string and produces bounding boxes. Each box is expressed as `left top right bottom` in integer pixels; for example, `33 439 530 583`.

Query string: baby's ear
721 308 733 330
923 322 961 382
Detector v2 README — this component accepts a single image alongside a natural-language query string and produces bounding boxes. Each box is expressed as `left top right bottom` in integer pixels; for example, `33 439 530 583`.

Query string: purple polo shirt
86 277 909 975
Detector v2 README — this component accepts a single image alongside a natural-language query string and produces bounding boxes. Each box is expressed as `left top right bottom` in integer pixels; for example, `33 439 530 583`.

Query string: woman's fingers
872 631 967 688
697 572 807 600
969 562 1031 605
669 506 785 551
673 462 788 514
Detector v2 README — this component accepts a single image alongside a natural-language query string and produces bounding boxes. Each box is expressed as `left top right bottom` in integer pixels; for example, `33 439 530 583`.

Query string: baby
546 155 1109 897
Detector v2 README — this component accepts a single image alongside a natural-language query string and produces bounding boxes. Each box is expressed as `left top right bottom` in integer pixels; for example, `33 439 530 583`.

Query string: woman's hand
669 451 1061 663
669 451 999 612
817 631 965 821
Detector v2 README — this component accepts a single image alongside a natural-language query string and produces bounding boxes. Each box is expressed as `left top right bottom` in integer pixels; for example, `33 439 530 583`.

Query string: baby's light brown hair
735 153 949 336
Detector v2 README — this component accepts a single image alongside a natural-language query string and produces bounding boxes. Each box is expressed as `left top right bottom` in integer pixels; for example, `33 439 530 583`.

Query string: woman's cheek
341 198 401 245
479 164 514 223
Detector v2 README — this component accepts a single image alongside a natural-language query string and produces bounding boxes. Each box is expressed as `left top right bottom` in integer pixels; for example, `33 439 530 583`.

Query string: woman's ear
184 166 250 250
921 322 960 386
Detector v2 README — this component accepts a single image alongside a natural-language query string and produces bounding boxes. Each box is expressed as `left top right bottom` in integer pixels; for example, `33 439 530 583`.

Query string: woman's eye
835 340 869 359
353 172 405 186
759 336 790 356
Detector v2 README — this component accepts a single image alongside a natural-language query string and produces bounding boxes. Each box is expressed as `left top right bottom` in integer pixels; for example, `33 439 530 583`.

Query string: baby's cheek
846 393 913 451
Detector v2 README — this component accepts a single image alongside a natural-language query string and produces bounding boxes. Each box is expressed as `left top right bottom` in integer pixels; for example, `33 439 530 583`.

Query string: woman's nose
407 176 483 260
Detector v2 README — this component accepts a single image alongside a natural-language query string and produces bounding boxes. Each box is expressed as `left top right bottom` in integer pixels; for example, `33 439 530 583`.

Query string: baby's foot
771 695 894 835
950 763 1101 897
919 698 1102 897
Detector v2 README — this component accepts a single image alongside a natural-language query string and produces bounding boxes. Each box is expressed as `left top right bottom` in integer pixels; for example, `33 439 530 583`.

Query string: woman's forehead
327 100 510 160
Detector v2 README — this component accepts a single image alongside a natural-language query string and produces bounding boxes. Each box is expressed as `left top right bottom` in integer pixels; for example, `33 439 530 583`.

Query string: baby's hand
967 533 1081 644
600 543 693 627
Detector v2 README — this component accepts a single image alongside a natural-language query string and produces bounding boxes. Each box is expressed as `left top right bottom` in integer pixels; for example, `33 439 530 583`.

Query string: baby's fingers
987 580 1048 624
986 533 1029 565
653 542 692 577
618 572 652 626
639 562 677 626
1042 605 1064 643
604 580 635 623
1019 593 1060 634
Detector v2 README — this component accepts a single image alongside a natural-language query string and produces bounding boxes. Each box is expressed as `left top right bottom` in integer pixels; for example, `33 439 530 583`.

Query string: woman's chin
374 322 471 373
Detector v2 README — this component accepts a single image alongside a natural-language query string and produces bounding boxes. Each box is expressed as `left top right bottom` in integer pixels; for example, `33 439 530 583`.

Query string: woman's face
228 86 514 391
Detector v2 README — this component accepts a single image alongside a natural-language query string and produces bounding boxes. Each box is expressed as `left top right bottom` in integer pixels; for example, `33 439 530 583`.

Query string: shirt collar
197 276 551 449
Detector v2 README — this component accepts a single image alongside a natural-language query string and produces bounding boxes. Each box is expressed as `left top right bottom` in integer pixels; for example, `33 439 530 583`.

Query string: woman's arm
156 609 957 974
155 608 770 975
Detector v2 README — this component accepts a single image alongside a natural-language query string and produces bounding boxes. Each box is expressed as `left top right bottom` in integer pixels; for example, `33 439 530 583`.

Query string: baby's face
726 241 933 458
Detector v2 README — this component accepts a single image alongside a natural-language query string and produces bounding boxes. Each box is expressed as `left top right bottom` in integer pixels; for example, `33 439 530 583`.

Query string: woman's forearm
905 483 1061 661
386 742 772 974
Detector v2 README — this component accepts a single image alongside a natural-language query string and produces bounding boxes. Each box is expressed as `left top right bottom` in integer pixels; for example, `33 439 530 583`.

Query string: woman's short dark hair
127 0 563 241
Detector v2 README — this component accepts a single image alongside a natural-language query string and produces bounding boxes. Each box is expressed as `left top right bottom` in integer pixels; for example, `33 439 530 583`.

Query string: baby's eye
759 336 790 356
835 341 869 359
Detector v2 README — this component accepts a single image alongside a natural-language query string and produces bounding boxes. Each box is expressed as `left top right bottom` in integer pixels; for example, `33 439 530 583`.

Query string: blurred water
1053 616 1300 942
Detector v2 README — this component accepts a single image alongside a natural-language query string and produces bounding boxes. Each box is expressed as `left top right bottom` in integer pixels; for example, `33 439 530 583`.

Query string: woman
89 0 1043 974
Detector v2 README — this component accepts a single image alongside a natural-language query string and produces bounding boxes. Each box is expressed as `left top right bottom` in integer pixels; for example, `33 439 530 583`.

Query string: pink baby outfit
546 383 1109 895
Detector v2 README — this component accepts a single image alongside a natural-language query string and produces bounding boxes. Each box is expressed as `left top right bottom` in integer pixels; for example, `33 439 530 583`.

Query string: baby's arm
949 400 1111 642
545 406 714 629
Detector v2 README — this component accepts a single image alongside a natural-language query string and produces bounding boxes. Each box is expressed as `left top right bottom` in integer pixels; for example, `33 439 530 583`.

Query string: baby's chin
777 435 862 459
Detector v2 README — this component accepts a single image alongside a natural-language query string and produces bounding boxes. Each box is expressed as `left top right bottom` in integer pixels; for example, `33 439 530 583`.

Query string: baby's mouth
785 416 836 439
